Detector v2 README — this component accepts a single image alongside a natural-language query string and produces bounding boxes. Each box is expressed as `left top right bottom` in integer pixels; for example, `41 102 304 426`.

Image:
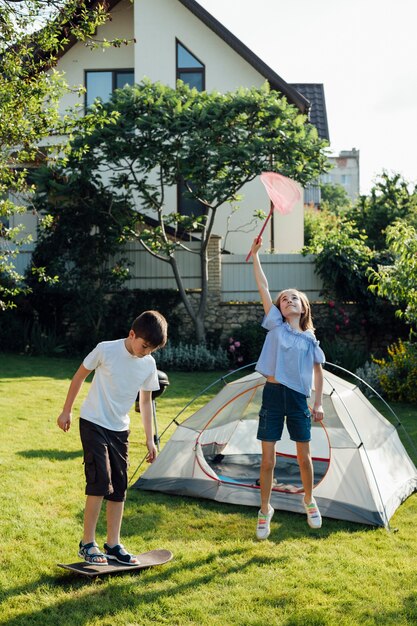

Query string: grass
0 353 417 626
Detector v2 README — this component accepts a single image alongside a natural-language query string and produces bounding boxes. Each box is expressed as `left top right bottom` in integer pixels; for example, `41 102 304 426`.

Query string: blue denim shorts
257 382 312 443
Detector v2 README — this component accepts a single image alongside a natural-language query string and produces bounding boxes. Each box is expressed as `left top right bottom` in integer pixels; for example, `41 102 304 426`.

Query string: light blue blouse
255 305 325 397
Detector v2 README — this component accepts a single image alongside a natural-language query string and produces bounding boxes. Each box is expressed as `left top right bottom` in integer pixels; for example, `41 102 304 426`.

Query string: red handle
245 212 272 262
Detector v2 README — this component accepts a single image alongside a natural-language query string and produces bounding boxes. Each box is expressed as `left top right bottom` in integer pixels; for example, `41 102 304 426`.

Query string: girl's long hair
276 289 315 332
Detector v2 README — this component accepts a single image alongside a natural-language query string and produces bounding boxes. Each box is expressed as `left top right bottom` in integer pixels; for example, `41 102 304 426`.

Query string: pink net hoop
260 172 301 215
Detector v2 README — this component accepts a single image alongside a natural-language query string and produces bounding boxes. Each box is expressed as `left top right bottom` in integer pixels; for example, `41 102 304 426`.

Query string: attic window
85 69 134 108
176 40 205 91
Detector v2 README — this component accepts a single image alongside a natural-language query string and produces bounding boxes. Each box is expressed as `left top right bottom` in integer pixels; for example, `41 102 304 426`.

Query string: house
14 0 328 257
323 148 360 202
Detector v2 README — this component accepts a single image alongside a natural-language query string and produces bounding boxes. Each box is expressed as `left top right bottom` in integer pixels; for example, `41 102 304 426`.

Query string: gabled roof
178 0 309 113
290 83 330 141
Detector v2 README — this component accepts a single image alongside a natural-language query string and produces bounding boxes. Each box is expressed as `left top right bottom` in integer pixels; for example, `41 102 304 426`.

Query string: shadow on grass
0 353 83 381
1 547 286 623
73 489 371 547
271 590 417 626
17 449 82 461
3 554 416 625
0 491 393 625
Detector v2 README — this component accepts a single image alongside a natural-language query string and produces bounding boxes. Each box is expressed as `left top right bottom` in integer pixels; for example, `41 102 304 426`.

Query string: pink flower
229 345 235 352
344 318 349 325
237 356 243 363
229 337 234 344
328 300 335 308
234 341 241 348
335 324 340 332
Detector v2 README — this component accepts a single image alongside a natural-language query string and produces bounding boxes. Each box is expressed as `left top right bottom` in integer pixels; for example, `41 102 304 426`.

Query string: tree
303 205 409 351
26 164 137 351
304 217 376 303
319 181 351 213
347 172 417 250
368 220 417 331
68 80 329 342
0 0 125 310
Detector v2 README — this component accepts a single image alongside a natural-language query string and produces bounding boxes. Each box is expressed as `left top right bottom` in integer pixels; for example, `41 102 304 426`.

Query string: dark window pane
178 71 203 91
178 180 204 218
177 43 203 68
116 72 134 89
86 71 112 107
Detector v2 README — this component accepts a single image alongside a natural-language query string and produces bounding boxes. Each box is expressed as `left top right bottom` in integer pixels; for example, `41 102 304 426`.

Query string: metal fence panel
221 254 323 301
6 242 323 302
120 242 202 290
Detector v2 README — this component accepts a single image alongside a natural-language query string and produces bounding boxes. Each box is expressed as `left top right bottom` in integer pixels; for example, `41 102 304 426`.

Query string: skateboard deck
58 549 173 577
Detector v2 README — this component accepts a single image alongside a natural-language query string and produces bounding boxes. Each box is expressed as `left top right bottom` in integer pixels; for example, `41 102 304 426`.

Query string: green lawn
1 354 417 626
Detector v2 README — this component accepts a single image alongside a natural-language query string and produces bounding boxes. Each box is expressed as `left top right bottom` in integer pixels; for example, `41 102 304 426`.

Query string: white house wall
135 0 266 91
57 0 135 115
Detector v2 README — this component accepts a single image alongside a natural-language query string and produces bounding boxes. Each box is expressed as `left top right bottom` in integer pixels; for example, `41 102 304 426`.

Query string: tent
133 368 417 527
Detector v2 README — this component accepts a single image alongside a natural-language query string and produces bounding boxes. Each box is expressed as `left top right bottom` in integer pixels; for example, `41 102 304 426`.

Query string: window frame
175 39 205 91
84 68 134 109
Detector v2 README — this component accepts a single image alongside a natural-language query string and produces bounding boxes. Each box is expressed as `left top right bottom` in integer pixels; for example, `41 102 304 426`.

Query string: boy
57 310 168 565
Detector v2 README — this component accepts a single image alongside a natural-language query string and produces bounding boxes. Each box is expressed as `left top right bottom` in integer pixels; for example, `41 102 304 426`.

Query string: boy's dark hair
131 310 168 348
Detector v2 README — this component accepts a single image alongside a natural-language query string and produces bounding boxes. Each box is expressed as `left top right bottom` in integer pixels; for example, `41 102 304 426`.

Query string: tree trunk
169 254 207 344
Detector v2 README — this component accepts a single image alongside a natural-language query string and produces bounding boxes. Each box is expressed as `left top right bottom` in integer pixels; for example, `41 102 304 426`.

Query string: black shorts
79 418 129 502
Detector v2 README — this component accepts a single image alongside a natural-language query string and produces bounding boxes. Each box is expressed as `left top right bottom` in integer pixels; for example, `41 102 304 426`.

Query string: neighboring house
13 0 327 256
323 148 360 202
293 86 360 207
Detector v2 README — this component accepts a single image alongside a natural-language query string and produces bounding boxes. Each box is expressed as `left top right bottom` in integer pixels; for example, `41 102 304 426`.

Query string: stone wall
176 295 407 357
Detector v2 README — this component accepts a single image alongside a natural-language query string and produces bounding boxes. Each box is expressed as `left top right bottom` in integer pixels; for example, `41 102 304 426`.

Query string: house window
85 69 134 108
177 179 204 219
176 40 205 91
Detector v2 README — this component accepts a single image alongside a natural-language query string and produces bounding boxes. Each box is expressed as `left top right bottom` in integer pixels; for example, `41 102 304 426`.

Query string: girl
250 237 325 539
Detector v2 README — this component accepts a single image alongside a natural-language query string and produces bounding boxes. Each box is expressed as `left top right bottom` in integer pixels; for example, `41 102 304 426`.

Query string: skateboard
58 549 173 578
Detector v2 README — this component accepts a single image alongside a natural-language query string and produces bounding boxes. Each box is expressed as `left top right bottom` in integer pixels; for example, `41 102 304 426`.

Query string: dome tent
133 368 417 528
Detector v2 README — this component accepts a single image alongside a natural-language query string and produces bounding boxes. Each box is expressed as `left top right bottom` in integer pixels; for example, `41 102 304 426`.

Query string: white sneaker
256 504 274 540
303 497 322 529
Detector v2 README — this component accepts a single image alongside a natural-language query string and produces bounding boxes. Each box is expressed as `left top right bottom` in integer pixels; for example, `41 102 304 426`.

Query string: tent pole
325 362 417 461
153 399 160 452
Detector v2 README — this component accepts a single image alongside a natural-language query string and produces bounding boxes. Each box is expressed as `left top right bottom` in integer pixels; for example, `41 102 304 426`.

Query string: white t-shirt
80 339 160 431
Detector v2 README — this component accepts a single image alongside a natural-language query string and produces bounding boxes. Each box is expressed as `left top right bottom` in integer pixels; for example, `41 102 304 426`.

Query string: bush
223 321 266 367
355 361 384 398
103 289 183 345
23 321 66 356
154 342 229 371
320 337 368 371
373 340 417 403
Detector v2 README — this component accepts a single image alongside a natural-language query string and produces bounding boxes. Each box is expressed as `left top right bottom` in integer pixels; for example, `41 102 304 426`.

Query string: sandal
103 542 140 566
78 540 108 565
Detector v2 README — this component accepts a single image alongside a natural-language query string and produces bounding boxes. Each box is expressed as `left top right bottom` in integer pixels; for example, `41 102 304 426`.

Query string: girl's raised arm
251 237 273 315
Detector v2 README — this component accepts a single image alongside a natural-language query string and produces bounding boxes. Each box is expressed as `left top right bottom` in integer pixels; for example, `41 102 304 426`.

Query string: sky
199 0 417 195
